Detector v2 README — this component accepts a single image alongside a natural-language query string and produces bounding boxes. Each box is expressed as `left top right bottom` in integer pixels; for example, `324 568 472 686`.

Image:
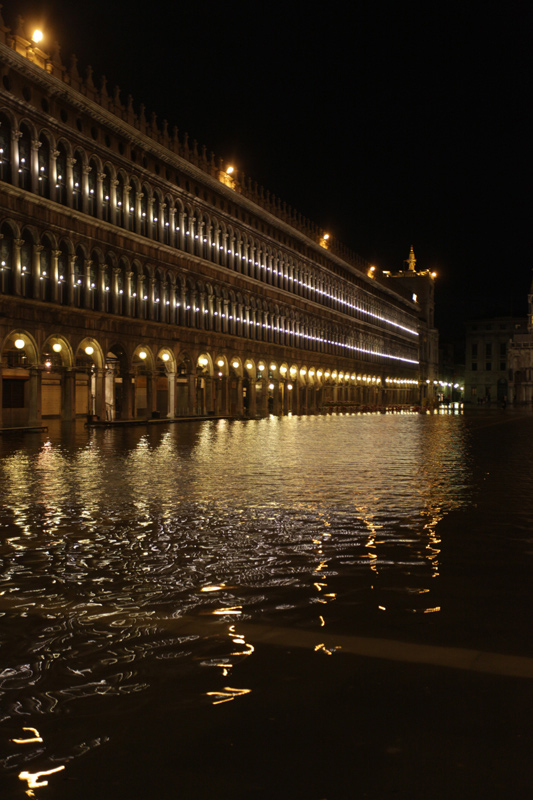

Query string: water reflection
0 414 471 788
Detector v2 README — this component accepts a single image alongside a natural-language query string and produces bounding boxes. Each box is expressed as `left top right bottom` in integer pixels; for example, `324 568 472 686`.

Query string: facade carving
0 17 437 426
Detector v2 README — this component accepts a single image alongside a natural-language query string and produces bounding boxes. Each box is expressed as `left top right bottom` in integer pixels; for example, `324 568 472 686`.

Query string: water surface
0 411 531 798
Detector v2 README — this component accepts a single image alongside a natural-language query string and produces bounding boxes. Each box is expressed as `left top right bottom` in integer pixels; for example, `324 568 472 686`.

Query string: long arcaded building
0 16 438 427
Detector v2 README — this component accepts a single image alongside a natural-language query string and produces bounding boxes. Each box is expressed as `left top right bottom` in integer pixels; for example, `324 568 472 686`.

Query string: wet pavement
0 408 532 798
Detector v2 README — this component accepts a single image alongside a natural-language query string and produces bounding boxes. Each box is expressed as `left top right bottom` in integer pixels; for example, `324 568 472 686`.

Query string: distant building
465 315 527 405
508 277 533 405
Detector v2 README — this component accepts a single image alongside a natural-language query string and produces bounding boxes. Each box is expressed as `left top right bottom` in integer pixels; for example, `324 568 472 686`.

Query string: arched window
74 247 85 308
129 182 139 231
154 269 163 322
88 158 98 216
116 173 125 227
102 166 111 222
131 263 141 318
58 242 69 305
140 187 149 237
72 151 83 210
55 142 68 205
18 123 32 191
141 268 150 318
38 132 51 198
89 255 99 310
162 199 170 245
152 192 162 240
0 113 12 184
118 259 128 315
103 258 112 312
0 222 14 293
20 231 33 299
40 235 53 301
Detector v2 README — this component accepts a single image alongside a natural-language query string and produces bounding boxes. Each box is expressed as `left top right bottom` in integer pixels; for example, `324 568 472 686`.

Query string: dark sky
4 1 532 339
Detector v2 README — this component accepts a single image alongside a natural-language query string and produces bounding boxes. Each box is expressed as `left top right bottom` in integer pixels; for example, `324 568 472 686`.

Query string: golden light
52 342 62 353
258 364 265 372
324 233 330 240
431 271 437 278
287 383 293 390
324 370 330 378
199 356 208 366
268 383 274 390
32 30 43 44
139 350 147 360
217 358 225 367
317 370 323 378
245 361 253 370
300 367 306 375
269 363 277 371
161 352 170 361
19 766 65 790
226 166 234 175
14 338 25 349
280 365 287 374
232 360 240 369
85 345 94 355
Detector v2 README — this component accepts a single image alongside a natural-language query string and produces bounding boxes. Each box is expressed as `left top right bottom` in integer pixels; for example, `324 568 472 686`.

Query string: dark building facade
465 316 527 405
0 18 437 427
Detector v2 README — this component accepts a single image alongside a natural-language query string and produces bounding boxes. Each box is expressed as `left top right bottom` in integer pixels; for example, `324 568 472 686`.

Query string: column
110 179 118 225
236 377 244 416
167 372 176 418
62 369 76 421
67 254 76 306
188 373 196 415
122 371 134 420
248 378 257 417
168 207 176 248
94 369 106 420
123 184 131 231
28 367 42 426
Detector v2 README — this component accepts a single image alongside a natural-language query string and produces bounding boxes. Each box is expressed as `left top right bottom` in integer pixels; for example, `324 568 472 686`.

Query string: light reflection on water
0 414 471 789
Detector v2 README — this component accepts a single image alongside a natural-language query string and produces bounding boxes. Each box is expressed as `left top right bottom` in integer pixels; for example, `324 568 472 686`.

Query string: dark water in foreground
0 410 532 798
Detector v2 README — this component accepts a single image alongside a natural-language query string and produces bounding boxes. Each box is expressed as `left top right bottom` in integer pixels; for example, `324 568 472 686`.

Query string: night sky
3 1 532 340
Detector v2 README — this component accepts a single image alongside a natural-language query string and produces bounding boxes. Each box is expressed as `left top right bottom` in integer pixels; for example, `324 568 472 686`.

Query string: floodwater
0 410 532 799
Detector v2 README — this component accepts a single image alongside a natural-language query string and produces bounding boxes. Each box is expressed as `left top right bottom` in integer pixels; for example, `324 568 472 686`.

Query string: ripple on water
0 414 473 777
